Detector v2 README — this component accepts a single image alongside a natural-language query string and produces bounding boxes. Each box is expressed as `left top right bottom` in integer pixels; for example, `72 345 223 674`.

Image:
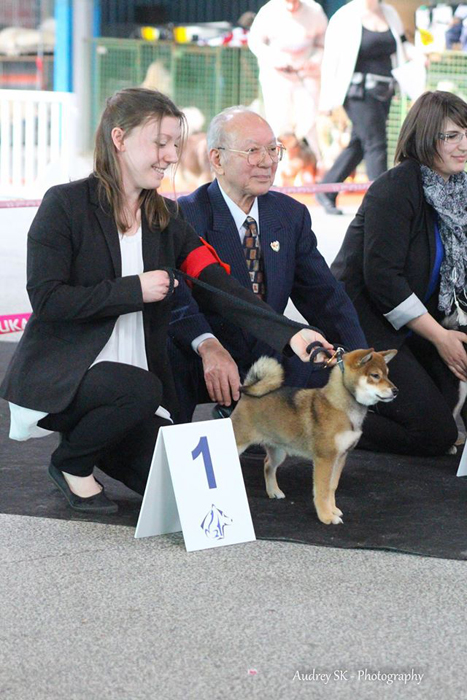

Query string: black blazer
331 159 438 350
0 176 306 414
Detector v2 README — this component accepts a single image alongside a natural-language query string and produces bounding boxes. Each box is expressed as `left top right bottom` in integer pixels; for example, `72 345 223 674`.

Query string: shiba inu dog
231 348 398 525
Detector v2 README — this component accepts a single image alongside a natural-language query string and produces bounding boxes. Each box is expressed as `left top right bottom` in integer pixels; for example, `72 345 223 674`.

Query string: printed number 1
192 436 217 489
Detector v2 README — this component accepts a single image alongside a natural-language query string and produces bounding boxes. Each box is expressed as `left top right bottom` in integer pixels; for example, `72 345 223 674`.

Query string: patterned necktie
242 216 266 299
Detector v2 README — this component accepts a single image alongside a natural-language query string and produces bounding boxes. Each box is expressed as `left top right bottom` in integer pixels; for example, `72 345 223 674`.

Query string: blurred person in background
317 0 414 215
248 0 328 165
168 106 366 423
331 91 467 456
445 4 467 50
205 11 256 47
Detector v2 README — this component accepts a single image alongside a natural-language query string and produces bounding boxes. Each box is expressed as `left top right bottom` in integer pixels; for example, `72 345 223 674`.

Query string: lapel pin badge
270 241 280 252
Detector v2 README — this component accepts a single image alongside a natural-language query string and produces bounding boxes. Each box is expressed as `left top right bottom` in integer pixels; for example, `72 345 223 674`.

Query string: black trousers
359 335 459 456
38 362 170 495
167 338 329 423
321 93 392 204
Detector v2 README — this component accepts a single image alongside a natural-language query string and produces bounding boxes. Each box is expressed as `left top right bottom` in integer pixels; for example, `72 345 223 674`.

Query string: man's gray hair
206 105 263 151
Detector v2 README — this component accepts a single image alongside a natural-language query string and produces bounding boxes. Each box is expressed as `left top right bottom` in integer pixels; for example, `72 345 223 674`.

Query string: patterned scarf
420 165 467 320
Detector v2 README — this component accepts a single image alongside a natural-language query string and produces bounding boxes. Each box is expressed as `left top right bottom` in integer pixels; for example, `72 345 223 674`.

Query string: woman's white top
9 225 171 441
91 227 148 370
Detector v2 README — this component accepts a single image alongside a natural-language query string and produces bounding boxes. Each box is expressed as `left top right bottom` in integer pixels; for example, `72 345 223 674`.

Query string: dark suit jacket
0 176 306 414
331 158 439 350
169 179 366 368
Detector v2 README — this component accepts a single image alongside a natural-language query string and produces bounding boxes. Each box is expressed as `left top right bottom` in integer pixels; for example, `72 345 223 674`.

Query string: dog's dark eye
370 372 380 379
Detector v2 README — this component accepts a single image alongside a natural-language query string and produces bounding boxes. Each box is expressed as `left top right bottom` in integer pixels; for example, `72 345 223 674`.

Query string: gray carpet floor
0 513 466 700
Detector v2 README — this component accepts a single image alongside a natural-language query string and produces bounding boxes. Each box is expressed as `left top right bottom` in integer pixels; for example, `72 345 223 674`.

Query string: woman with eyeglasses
331 90 467 457
0 88 329 514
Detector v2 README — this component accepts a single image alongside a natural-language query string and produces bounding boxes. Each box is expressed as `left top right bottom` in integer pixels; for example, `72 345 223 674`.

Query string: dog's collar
336 347 345 374
325 346 345 374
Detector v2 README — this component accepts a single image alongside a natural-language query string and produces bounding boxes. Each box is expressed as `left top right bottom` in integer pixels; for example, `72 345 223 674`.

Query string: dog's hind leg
264 446 287 499
313 455 343 525
232 418 254 457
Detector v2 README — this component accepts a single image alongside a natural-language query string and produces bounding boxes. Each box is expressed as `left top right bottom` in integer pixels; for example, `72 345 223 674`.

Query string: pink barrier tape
0 313 31 334
0 200 42 209
0 182 370 209
271 182 371 195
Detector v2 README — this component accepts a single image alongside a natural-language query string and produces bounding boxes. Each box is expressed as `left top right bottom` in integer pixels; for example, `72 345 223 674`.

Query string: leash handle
159 266 176 296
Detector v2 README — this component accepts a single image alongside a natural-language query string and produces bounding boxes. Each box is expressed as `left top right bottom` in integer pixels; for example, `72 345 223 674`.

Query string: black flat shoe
212 403 237 419
241 445 266 459
48 462 118 514
315 192 343 215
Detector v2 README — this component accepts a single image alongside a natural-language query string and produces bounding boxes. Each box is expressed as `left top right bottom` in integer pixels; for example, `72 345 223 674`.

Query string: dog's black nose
392 386 399 397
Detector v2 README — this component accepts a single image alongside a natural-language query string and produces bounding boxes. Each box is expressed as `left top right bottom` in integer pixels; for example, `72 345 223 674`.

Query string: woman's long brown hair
94 88 187 232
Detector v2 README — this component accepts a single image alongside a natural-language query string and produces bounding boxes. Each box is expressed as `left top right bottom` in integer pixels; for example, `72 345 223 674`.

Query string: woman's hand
433 328 467 381
407 313 467 381
139 270 179 302
289 329 334 363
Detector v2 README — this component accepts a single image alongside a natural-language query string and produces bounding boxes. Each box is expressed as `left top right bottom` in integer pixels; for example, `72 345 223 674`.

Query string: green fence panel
90 39 467 171
90 38 261 138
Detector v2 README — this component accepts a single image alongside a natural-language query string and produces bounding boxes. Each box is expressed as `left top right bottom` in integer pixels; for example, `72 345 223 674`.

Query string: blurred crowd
142 0 422 195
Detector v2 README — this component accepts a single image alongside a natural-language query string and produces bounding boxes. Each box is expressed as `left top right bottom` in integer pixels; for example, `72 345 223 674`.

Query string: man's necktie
242 216 266 299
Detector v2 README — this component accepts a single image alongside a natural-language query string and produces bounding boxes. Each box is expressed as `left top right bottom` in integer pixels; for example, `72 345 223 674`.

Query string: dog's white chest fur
335 429 362 454
334 406 366 454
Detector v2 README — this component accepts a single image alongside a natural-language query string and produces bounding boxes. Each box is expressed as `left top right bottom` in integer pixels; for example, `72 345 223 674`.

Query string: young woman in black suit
332 90 467 456
1 88 331 513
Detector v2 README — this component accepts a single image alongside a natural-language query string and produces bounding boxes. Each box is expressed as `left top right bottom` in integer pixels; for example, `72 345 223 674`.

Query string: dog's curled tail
241 356 284 397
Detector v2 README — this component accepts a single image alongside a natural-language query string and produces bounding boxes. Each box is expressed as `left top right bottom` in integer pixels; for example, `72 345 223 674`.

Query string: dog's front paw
333 506 343 517
317 510 343 525
267 487 286 499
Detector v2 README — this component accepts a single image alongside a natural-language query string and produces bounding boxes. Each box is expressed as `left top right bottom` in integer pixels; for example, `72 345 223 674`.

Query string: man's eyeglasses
217 144 286 165
438 130 467 144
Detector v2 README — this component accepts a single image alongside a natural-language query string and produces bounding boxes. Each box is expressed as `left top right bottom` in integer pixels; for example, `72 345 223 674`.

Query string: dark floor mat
241 451 467 560
1 341 466 558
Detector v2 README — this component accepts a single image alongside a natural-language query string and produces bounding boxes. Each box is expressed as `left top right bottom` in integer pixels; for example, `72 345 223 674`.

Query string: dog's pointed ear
381 349 398 364
357 349 374 366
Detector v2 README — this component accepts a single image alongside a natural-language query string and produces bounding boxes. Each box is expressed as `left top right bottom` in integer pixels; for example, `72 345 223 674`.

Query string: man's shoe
212 403 236 419
241 445 266 459
315 191 343 215
48 462 118 514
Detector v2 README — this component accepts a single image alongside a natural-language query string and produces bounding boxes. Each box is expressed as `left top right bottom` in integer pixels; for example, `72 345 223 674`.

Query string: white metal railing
0 89 76 198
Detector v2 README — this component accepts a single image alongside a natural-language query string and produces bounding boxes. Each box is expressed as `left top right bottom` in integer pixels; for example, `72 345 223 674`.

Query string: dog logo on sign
201 505 233 540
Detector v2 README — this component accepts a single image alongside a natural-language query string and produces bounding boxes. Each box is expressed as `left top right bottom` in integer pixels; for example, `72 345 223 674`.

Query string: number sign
135 419 256 551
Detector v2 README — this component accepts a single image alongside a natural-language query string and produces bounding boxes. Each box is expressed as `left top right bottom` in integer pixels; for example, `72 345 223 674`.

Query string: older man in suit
168 106 366 422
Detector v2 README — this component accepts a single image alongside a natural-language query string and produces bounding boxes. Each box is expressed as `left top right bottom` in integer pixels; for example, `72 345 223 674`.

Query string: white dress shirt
191 183 260 353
